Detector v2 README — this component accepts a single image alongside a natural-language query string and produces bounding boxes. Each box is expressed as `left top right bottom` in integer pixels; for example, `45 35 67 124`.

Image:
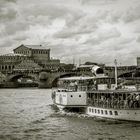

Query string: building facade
0 44 60 72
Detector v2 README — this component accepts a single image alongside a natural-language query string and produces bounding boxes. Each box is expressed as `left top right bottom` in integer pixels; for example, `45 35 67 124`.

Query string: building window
95 109 96 113
101 110 103 114
98 110 100 114
9 66 11 70
92 109 94 113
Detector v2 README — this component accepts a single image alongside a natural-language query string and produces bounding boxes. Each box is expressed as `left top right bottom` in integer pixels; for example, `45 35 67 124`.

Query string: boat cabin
57 76 95 91
54 76 93 107
53 76 116 108
57 76 115 91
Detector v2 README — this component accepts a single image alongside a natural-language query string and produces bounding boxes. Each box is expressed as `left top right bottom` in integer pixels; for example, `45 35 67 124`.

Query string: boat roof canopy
59 76 110 81
60 76 94 81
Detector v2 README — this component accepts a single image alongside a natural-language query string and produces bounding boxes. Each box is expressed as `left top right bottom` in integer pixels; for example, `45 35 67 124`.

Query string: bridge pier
2 81 19 88
38 80 52 88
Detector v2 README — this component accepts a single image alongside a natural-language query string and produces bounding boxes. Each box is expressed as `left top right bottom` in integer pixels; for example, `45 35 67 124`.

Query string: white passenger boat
52 75 140 121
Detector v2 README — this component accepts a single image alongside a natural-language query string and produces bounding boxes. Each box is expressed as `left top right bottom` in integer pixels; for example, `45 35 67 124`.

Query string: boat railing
58 85 96 92
87 98 140 109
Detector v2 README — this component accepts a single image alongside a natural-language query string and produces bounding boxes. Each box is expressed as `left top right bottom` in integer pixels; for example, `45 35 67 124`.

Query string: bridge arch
51 73 78 87
118 70 140 78
9 74 37 82
118 72 133 78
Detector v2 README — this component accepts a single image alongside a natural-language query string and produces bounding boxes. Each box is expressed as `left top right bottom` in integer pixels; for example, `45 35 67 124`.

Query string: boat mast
114 59 118 89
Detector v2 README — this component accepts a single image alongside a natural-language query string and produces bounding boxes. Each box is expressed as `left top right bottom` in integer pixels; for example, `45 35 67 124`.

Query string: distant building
13 44 50 64
0 44 61 72
0 53 28 72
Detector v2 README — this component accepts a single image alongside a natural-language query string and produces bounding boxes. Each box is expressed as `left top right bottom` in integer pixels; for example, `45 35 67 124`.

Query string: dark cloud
4 21 28 36
80 0 118 5
21 3 83 21
136 36 140 42
13 35 27 42
0 0 17 23
84 28 121 45
0 8 17 22
121 5 140 23
0 0 16 5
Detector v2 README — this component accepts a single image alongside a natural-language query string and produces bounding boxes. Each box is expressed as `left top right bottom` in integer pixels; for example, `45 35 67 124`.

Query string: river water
0 88 140 140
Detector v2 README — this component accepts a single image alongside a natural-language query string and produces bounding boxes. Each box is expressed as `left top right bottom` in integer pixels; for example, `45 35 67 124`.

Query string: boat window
109 111 112 115
71 95 73 97
114 111 118 115
105 110 108 115
79 95 81 97
89 108 91 112
101 110 103 114
95 109 97 113
92 109 94 113
98 110 100 114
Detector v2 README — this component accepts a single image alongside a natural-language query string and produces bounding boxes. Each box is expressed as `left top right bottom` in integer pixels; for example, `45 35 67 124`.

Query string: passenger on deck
74 81 78 91
106 97 111 108
135 93 140 108
126 94 132 108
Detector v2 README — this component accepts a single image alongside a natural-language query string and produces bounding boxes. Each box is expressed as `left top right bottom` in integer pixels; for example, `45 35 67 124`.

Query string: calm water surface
0 88 140 140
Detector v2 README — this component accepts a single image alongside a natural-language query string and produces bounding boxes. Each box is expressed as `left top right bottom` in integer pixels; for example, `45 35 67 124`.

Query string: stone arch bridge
3 67 139 88
5 70 93 88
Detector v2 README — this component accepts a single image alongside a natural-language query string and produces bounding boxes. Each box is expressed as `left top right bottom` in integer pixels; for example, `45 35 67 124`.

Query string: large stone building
13 44 50 63
0 44 60 72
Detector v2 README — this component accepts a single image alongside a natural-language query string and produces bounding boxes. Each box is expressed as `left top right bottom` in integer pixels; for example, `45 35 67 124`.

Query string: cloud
84 27 121 45
0 0 140 65
121 5 140 23
80 0 119 5
136 36 140 42
0 0 17 22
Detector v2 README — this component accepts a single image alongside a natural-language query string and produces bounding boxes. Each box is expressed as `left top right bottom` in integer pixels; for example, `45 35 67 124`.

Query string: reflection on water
0 88 140 140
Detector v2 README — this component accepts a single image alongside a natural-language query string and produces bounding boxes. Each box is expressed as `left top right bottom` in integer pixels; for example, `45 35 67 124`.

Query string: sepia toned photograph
0 0 140 140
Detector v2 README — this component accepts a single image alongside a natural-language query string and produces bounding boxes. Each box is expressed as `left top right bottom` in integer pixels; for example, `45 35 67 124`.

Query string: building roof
13 44 50 51
24 45 47 50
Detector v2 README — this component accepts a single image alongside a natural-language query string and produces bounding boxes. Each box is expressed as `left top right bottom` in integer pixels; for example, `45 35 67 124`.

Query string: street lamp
114 59 118 89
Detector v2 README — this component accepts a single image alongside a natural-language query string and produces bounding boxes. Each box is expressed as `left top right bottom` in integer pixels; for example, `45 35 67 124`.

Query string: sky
0 0 140 66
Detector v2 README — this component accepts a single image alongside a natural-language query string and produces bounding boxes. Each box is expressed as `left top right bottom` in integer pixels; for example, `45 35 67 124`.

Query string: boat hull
87 106 140 122
54 103 86 112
